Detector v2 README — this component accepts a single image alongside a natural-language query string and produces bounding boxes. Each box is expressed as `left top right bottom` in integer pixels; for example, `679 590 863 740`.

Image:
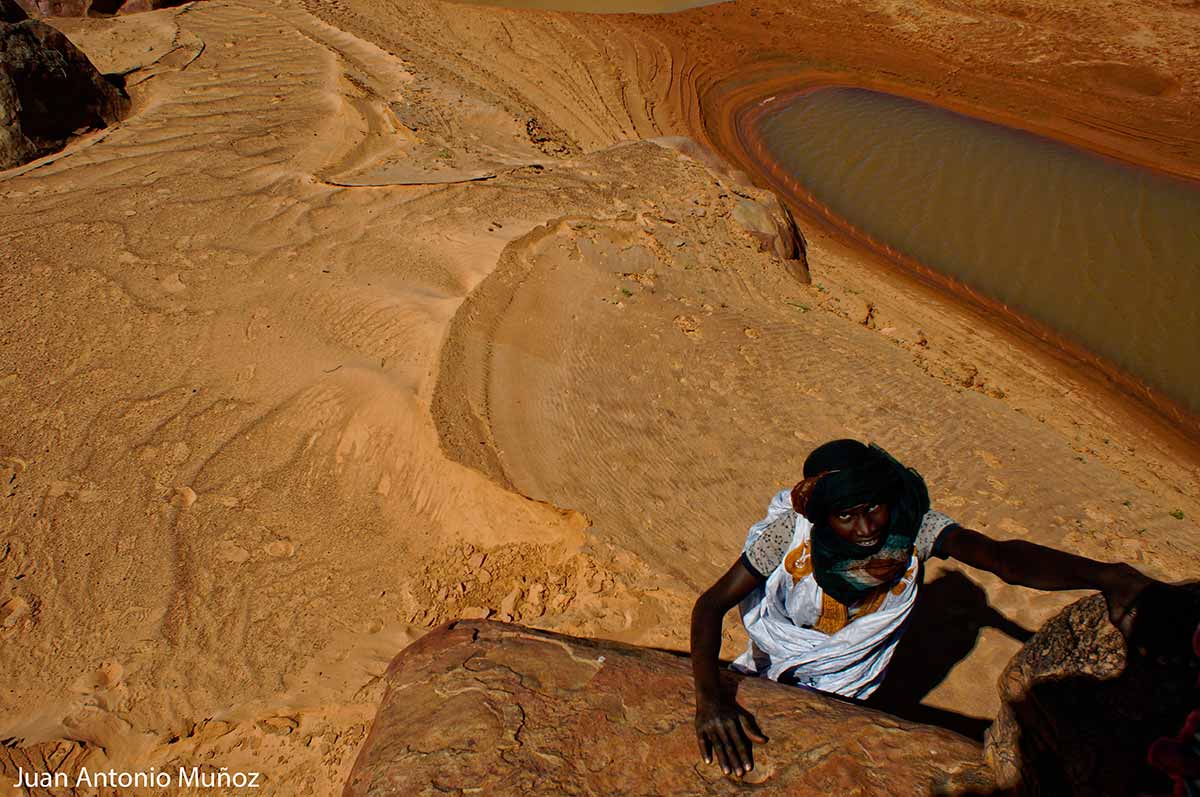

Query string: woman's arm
691 559 767 778
938 525 1157 636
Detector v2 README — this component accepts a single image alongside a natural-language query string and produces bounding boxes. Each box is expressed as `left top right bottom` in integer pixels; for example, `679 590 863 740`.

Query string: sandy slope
0 0 1197 793
0 3 675 790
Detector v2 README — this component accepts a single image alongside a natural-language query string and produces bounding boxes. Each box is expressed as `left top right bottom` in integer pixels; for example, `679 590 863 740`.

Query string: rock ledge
345 621 993 796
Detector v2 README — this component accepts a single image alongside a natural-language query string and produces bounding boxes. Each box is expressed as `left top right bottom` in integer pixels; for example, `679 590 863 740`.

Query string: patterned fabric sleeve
914 510 958 561
741 508 798 580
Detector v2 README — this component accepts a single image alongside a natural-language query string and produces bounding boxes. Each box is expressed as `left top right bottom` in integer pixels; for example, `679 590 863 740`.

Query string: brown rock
731 194 810 281
11 0 85 16
0 17 128 168
650 136 810 283
985 590 1200 795
459 606 491 620
0 0 26 24
497 585 521 621
345 621 993 796
12 0 189 18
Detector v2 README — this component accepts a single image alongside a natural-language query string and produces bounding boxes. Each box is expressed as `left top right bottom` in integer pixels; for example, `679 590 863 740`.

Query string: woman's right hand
690 559 770 777
694 694 768 778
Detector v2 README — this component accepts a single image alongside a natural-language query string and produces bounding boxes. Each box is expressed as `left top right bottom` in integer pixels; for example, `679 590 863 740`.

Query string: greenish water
755 87 1200 415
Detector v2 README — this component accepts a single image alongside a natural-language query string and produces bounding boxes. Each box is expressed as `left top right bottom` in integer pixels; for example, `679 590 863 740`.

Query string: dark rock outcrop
985 589 1200 795
0 0 25 23
11 0 86 16
11 0 188 17
0 14 127 169
345 621 993 796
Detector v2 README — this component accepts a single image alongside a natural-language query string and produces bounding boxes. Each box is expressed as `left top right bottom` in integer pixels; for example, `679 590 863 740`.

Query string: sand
1 0 1197 792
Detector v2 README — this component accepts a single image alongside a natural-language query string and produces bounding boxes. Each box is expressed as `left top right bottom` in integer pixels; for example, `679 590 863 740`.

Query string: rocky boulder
10 0 87 16
985 589 1200 795
345 621 993 796
10 0 188 18
650 136 811 284
730 192 809 277
0 14 127 169
0 0 25 23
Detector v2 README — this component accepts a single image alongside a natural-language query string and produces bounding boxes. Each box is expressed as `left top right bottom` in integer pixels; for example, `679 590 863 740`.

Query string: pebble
460 606 490 620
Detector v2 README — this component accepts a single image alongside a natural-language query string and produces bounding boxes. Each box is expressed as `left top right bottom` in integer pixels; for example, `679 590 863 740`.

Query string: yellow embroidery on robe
814 593 850 634
857 587 891 617
784 542 813 584
814 557 920 634
814 588 884 634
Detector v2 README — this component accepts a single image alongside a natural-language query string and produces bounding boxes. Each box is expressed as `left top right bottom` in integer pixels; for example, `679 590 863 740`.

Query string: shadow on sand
866 569 1032 740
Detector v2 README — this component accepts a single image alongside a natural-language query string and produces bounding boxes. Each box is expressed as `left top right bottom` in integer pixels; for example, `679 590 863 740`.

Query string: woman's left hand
1099 562 1157 640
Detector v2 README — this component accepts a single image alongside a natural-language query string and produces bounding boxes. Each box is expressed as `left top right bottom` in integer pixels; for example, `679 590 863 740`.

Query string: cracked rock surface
345 621 994 796
986 591 1200 796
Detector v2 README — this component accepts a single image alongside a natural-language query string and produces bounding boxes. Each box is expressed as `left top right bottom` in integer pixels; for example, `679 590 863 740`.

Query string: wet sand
1 0 1197 792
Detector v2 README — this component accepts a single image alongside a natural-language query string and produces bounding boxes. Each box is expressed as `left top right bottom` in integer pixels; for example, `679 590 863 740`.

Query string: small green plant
1121 500 1132 507
1171 509 1186 520
620 288 633 297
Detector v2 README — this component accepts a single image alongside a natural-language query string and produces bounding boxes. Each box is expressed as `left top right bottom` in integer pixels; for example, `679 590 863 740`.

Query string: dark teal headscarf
794 440 930 606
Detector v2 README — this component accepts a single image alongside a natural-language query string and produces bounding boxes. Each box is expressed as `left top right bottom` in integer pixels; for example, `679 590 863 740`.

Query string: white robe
731 489 921 699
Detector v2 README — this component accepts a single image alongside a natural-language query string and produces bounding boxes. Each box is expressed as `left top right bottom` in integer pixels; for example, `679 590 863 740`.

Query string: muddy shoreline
502 0 1200 450
707 73 1200 446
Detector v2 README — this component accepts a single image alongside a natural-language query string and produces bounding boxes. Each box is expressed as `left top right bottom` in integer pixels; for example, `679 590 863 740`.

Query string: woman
690 439 1159 778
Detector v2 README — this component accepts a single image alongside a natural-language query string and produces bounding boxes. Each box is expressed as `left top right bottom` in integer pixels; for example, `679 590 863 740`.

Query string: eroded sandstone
986 591 1200 795
344 621 994 796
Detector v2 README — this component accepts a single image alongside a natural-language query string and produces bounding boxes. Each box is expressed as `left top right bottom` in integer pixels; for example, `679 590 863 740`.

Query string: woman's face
827 502 890 548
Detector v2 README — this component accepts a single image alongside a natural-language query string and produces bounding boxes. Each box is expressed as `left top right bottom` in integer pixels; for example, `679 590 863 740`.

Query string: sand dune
1 0 1197 792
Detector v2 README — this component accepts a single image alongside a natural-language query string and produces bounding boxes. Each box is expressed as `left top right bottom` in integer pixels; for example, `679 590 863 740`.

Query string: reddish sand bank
648 1 1200 439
